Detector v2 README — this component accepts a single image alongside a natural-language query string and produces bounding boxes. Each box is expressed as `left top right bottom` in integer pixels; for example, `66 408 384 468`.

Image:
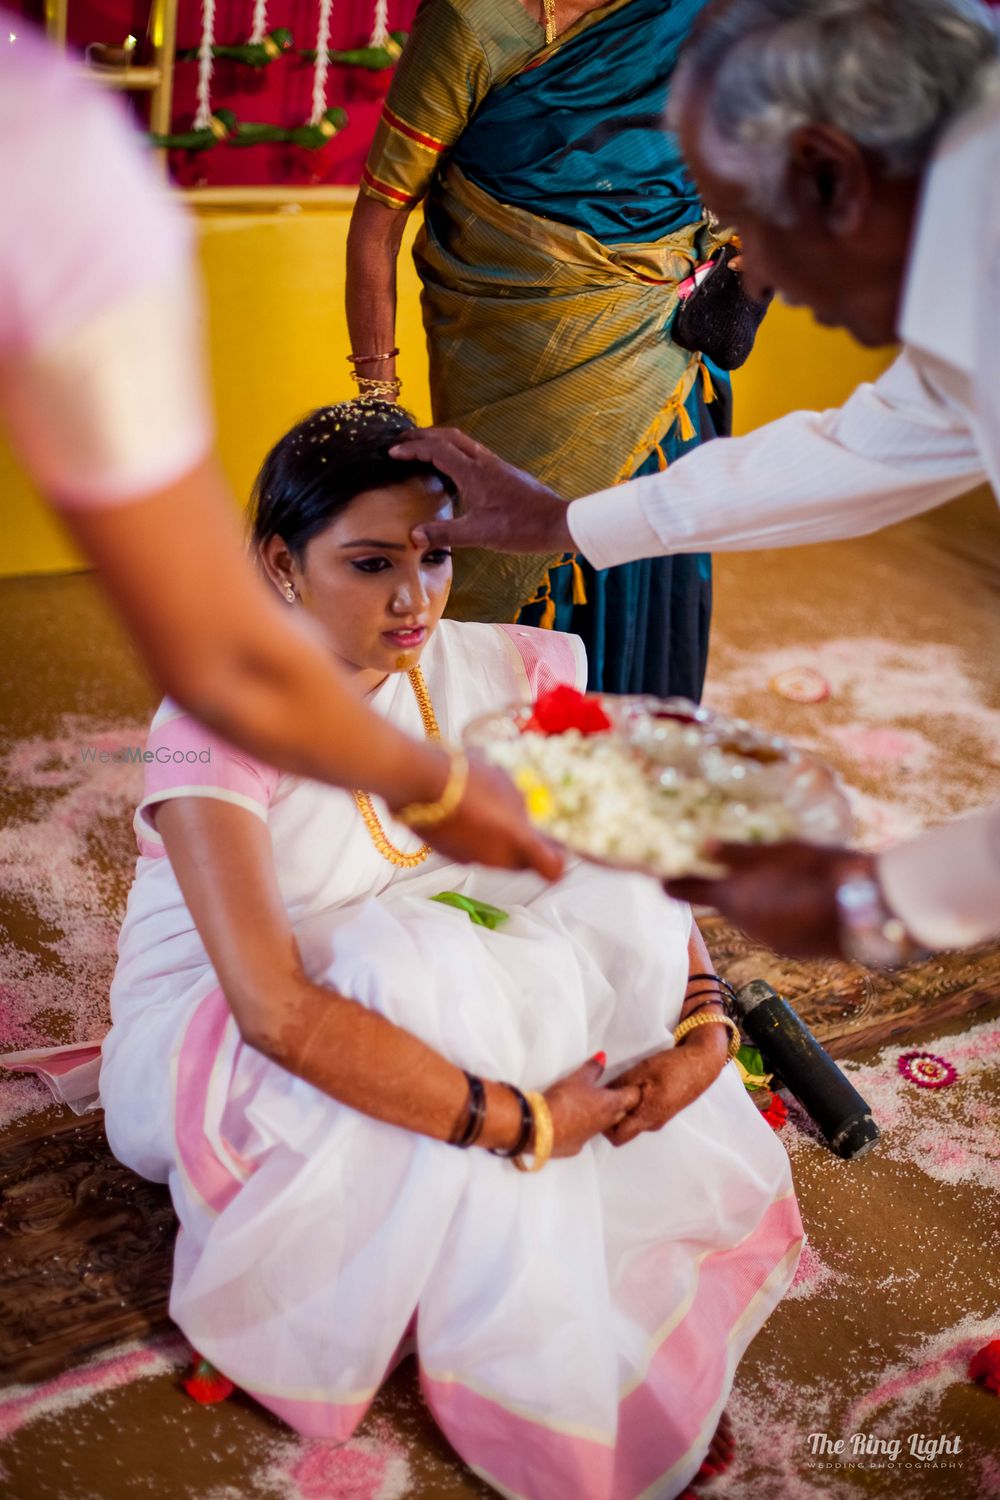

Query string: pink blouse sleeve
0 26 213 508
134 705 280 860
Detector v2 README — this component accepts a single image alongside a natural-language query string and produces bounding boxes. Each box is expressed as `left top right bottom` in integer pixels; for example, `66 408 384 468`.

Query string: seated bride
100 399 803 1500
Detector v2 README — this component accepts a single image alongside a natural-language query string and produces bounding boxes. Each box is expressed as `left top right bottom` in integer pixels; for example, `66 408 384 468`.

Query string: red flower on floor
758 1092 788 1131
524 685 612 736
183 1352 235 1404
969 1340 1000 1395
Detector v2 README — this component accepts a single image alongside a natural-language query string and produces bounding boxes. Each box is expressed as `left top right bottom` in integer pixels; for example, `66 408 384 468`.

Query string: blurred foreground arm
665 807 1000 962
0 36 559 877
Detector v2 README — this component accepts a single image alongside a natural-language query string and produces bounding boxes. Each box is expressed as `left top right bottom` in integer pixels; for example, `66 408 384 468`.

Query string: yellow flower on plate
514 768 554 824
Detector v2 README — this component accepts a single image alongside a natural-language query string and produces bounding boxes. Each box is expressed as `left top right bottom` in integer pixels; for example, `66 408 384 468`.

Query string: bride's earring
284 583 296 603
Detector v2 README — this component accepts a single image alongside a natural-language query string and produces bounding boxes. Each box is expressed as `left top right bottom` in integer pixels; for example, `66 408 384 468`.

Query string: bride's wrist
682 1022 729 1066
447 1074 529 1154
478 1080 527 1153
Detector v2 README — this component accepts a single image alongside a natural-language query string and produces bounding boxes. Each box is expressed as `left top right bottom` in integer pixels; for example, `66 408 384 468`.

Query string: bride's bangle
394 749 469 829
685 972 738 1013
488 1084 534 1159
450 1072 487 1147
682 996 727 1022
512 1092 554 1173
673 1011 742 1062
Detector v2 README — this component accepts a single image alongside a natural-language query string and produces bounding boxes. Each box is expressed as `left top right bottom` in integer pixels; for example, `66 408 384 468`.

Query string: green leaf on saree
431 892 510 930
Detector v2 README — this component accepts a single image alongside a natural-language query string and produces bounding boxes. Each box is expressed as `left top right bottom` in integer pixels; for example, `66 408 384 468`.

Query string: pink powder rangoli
897 1051 958 1089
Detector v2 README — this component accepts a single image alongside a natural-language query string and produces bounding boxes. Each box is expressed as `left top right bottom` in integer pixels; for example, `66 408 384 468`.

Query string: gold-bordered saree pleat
417 162 728 621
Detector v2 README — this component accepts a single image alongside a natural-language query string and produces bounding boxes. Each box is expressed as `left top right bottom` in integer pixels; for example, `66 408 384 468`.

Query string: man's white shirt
567 70 1000 951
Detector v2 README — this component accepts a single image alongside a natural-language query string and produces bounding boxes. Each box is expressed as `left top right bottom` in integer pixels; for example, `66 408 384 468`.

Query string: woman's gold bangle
394 748 469 829
673 1011 742 1062
513 1091 554 1173
347 347 399 365
351 374 402 401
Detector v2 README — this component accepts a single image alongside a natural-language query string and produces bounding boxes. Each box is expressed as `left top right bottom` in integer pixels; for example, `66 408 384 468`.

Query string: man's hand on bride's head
390 427 575 555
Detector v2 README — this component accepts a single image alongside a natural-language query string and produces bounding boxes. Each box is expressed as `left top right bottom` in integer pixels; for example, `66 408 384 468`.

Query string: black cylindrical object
733 980 880 1160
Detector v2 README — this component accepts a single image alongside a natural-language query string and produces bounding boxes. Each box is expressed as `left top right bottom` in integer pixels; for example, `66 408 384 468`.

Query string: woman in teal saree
346 0 741 697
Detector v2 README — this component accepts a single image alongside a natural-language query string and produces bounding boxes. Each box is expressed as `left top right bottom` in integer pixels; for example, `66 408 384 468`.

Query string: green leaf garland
176 27 294 68
303 29 407 70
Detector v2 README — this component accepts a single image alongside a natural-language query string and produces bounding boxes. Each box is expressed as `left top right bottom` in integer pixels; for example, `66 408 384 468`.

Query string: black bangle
466 1082 488 1148
682 996 728 1021
686 973 738 1011
687 972 735 995
682 989 734 1015
489 1083 534 1159
451 1072 486 1148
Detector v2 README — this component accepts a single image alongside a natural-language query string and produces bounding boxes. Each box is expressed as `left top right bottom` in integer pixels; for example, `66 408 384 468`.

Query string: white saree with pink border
100 618 802 1500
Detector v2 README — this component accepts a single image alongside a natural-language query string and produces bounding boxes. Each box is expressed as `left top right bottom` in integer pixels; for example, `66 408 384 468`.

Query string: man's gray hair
671 0 999 223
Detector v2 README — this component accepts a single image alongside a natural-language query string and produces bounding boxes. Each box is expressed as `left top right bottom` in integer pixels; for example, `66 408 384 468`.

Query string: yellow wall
0 193 893 578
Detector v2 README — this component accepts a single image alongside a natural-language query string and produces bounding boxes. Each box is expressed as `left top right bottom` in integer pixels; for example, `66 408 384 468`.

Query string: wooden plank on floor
0 1113 174 1386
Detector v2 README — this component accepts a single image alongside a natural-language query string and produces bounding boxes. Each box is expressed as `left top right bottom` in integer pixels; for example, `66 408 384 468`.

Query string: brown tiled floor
1 487 998 1498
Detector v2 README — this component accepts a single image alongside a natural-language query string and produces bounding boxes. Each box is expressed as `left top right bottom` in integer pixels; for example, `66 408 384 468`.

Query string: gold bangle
394 748 469 829
347 347 399 364
351 374 402 401
673 1011 742 1062
513 1091 554 1173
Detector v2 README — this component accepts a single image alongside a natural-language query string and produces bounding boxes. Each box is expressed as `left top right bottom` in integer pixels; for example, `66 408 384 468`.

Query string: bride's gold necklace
353 665 439 868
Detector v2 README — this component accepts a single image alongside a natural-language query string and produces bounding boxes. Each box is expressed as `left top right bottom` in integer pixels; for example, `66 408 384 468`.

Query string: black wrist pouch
672 243 772 371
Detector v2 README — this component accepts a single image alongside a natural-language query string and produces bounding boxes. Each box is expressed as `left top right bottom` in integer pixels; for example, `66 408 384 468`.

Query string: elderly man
394 0 1000 967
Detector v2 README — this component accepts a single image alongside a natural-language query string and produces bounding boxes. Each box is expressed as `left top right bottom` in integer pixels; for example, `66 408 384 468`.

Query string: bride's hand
544 1055 641 1158
603 1027 728 1148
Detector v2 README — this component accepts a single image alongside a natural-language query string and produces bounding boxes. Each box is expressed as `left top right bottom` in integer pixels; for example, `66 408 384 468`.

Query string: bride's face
282 476 454 679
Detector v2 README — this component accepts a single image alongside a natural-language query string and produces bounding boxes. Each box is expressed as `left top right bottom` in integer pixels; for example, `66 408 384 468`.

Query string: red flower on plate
524 685 612 736
758 1092 788 1131
183 1352 235 1405
969 1340 1000 1395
